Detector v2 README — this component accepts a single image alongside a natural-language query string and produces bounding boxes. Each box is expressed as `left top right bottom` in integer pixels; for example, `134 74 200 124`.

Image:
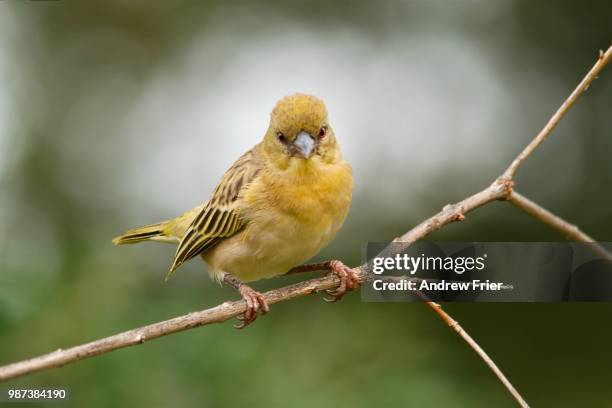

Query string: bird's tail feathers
112 221 171 245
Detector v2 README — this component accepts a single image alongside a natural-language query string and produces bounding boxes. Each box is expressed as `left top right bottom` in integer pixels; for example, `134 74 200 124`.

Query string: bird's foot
235 284 269 329
324 260 360 302
223 273 270 329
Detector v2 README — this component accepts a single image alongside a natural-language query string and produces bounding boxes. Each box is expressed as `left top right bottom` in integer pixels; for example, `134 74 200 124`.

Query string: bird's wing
166 148 263 280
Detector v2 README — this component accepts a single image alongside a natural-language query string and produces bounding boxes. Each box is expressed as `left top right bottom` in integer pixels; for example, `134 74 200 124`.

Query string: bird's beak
294 131 315 159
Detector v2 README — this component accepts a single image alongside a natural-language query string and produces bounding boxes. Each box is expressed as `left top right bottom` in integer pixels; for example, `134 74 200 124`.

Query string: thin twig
392 279 528 407
1 45 611 408
508 191 612 261
425 301 528 408
502 45 612 179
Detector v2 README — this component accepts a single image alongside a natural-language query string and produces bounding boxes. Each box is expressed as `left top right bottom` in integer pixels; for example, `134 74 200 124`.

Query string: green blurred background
1 1 611 406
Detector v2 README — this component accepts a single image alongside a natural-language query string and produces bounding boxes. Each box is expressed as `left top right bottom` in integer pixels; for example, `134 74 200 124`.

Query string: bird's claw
323 260 359 302
234 284 270 329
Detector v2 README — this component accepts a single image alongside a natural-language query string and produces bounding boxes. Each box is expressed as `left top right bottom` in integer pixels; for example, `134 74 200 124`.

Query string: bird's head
262 93 340 169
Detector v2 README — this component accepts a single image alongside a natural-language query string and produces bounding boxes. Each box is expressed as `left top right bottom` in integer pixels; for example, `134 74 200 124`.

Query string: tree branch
1 45 611 408
0 273 346 382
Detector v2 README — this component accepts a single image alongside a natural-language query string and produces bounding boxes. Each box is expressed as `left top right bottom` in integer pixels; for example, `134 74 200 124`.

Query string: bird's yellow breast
203 158 353 282
262 159 353 224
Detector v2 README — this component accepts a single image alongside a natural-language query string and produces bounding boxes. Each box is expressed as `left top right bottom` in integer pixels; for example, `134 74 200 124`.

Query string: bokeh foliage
1 1 611 407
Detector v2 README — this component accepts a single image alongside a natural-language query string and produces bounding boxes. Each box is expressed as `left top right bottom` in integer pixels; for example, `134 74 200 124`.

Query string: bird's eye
276 132 286 143
318 126 327 139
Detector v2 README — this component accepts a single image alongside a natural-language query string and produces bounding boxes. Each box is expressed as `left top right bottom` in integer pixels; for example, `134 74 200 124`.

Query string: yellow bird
113 93 356 327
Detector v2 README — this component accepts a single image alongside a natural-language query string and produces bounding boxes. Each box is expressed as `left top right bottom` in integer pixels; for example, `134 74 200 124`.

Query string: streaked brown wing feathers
166 149 262 279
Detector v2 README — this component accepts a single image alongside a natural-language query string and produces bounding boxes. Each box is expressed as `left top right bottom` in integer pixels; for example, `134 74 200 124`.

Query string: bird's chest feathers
266 161 351 225
243 161 352 244
225 160 352 280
